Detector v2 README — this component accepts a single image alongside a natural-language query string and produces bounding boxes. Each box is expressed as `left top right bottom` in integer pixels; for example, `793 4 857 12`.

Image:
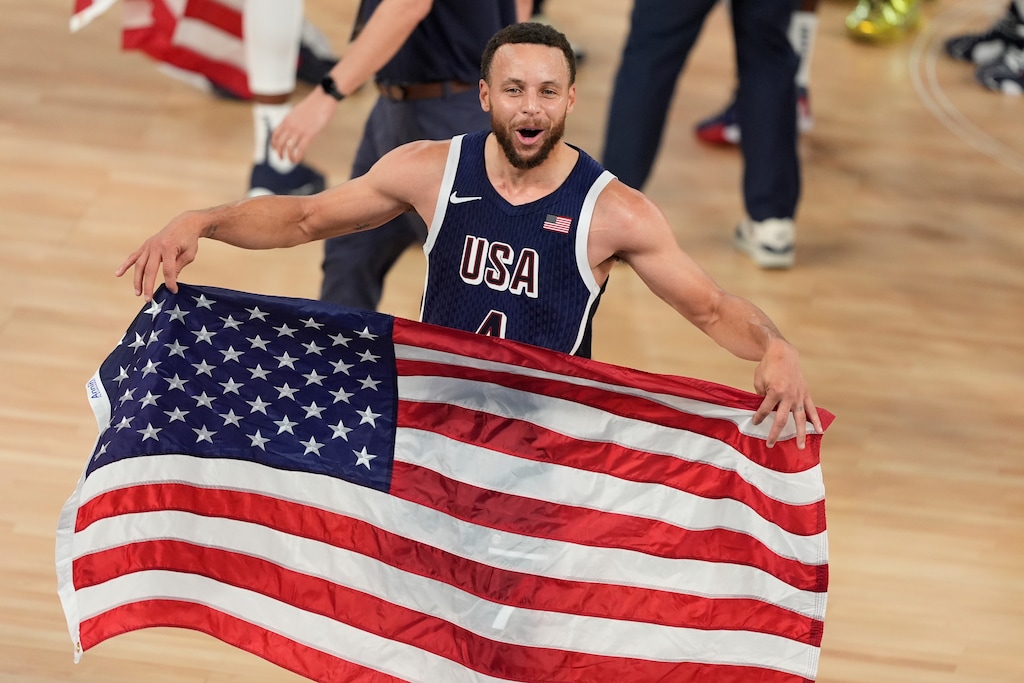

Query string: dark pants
602 0 800 222
320 88 489 309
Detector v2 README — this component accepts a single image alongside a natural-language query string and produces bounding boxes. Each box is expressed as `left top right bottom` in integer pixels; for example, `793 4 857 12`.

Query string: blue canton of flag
85 284 398 491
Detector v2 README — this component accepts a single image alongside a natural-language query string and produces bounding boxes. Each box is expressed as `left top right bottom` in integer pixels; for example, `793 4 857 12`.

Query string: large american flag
71 0 251 99
56 283 833 683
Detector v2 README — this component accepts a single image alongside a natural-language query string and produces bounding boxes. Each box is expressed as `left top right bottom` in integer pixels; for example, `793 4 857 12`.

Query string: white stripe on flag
70 0 118 32
74 455 825 618
74 513 820 677
395 428 826 565
397 373 824 507
395 343 820 453
173 16 246 70
76 571 514 683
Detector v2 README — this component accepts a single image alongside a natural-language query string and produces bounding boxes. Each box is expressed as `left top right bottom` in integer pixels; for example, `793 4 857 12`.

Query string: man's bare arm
592 184 823 447
116 140 448 301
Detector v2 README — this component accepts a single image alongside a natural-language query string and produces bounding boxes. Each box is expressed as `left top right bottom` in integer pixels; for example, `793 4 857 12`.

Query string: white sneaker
734 217 795 268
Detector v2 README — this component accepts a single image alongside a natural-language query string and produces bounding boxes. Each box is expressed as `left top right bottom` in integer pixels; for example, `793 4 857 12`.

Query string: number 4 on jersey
476 310 507 339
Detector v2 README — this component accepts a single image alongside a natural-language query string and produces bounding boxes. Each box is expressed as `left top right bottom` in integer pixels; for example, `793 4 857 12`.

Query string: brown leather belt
376 80 476 102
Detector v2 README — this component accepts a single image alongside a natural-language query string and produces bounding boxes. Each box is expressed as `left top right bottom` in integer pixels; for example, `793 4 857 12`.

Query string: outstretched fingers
146 246 177 300
114 238 191 301
114 249 142 291
754 393 784 448
754 391 819 450
113 244 161 299
271 124 307 164
791 404 807 450
803 395 824 435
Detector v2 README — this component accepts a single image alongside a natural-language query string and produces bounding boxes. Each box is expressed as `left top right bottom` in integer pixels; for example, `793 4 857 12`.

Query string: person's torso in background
356 0 518 85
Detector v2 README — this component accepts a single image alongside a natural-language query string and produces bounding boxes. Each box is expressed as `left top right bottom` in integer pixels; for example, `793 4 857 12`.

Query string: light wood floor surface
1 0 1022 681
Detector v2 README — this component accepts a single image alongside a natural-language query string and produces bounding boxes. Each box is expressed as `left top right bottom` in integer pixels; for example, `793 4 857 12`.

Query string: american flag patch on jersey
543 214 572 233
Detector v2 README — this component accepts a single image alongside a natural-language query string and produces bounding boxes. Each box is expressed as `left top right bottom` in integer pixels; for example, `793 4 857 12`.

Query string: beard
491 114 566 170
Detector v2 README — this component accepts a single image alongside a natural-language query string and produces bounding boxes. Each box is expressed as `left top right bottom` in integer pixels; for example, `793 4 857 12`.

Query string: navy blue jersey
359 0 517 85
420 132 616 358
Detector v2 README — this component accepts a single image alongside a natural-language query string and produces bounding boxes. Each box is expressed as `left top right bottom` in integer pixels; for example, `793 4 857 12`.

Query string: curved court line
909 0 1024 176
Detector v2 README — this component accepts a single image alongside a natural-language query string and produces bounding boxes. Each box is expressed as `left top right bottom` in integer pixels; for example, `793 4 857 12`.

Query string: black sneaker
248 162 327 197
944 1 1024 65
975 46 1024 94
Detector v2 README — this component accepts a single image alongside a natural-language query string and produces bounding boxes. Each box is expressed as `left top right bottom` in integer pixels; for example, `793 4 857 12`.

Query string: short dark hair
480 22 577 86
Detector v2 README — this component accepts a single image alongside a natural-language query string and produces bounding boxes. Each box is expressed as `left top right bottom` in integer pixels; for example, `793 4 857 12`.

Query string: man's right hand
115 211 204 301
271 91 338 163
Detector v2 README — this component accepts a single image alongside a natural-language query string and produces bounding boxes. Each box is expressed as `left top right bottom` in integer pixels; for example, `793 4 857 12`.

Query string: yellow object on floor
846 0 921 42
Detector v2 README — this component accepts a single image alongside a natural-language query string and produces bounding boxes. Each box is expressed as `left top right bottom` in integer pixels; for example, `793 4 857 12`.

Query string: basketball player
117 22 822 448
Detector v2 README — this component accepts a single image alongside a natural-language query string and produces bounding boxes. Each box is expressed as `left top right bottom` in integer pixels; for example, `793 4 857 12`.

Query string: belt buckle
378 83 406 101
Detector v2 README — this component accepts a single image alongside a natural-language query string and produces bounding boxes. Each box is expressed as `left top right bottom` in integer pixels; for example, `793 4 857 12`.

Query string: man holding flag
61 23 831 682
118 21 821 445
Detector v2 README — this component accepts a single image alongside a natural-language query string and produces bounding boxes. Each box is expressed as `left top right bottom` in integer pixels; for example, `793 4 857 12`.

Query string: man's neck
483 133 579 206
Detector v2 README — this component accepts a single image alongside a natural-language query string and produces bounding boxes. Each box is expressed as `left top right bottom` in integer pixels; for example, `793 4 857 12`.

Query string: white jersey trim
569 170 615 355
420 134 466 321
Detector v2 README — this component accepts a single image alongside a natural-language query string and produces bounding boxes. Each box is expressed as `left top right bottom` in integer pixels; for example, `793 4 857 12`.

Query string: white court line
909 0 1024 176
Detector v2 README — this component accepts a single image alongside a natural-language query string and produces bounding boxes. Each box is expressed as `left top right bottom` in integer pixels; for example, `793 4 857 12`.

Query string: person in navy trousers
602 0 802 269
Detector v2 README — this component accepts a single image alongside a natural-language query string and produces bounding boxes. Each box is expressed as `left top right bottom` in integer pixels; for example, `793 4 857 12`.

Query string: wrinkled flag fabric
57 282 833 683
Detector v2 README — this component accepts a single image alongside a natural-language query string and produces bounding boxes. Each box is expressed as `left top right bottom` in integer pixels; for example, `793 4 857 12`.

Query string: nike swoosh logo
450 191 482 204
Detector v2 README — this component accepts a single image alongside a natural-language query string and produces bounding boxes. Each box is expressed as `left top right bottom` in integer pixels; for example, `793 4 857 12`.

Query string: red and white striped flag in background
71 0 250 99
57 283 833 683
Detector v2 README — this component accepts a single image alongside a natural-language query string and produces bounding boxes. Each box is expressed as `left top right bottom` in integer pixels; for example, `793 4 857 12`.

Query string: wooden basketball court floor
0 0 1021 680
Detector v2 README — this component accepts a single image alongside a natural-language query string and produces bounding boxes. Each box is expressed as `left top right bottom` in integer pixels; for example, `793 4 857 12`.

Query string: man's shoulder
378 138 453 173
594 177 657 223
364 139 454 209
589 177 670 254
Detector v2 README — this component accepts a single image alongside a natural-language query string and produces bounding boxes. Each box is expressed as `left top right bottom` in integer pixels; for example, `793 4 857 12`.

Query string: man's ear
479 79 491 112
566 83 576 115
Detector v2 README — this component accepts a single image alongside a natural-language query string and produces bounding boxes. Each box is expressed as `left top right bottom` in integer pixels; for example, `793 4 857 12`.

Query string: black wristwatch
320 75 345 101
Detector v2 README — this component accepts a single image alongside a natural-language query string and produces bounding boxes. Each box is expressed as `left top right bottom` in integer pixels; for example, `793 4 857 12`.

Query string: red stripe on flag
120 0 249 98
79 600 407 683
399 357 822 474
73 482 820 643
181 0 243 36
75 543 817 682
399 399 825 537
392 318 836 434
389 458 824 592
